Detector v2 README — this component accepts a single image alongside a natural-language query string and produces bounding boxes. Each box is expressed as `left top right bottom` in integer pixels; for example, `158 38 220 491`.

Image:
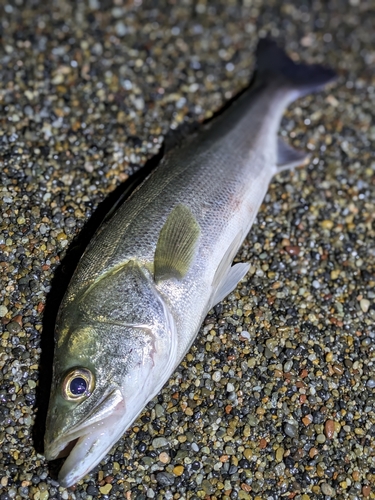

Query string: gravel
1 0 374 499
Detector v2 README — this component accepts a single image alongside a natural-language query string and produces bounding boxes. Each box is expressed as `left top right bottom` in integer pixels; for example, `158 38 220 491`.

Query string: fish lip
44 387 124 461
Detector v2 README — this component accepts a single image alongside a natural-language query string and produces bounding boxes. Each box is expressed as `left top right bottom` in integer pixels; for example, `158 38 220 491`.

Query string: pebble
321 220 334 230
302 414 313 426
360 298 370 313
320 483 336 496
362 486 371 497
158 452 169 464
0 305 8 317
201 479 215 495
6 321 21 334
324 419 335 439
284 423 298 438
99 484 112 494
152 437 168 448
275 447 284 462
173 465 184 476
316 434 326 444
155 472 175 487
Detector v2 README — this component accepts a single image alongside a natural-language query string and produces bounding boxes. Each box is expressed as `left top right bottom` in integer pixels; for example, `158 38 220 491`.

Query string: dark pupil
70 377 87 395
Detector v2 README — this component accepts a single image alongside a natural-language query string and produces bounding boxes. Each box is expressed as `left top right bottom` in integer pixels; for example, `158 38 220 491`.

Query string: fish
44 38 336 487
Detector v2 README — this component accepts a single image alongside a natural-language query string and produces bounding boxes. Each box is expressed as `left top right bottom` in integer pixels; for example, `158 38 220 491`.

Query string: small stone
155 404 164 418
201 479 215 495
321 219 334 230
275 447 284 462
283 360 293 372
0 305 8 317
302 414 313 426
284 423 298 438
360 298 370 312
316 434 326 444
56 232 67 241
6 321 21 334
155 472 175 487
259 438 267 449
152 437 168 448
362 485 371 497
325 352 333 362
248 415 258 426
238 491 251 499
173 465 184 476
99 484 112 495
332 364 344 375
284 245 300 256
146 488 155 498
352 470 360 481
39 491 49 500
159 452 169 464
330 269 340 280
320 483 335 496
324 419 335 439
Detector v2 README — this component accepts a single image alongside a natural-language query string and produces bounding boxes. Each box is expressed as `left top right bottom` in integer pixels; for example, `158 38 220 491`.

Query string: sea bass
44 39 335 486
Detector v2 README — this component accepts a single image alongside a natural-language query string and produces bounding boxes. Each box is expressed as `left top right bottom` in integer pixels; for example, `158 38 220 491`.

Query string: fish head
44 261 177 487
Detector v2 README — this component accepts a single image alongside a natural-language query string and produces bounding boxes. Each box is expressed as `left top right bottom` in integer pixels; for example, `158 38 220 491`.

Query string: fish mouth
45 388 126 488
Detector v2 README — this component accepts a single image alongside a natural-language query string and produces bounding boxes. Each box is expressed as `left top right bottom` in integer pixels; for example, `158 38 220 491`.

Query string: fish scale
44 38 336 487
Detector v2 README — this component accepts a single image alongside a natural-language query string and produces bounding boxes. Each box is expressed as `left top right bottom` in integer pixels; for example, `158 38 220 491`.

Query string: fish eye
62 367 95 401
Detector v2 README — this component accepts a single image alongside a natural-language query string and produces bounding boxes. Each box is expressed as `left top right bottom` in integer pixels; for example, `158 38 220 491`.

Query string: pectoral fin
154 205 200 282
277 137 309 171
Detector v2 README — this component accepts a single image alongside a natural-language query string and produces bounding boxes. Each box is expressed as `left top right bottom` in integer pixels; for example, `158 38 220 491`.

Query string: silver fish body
44 39 335 486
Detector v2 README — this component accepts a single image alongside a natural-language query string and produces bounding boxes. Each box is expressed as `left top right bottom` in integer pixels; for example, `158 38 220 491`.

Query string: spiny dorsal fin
277 137 309 171
154 204 200 283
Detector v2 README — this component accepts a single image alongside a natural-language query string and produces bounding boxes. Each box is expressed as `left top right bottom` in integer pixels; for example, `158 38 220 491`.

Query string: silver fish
44 39 335 486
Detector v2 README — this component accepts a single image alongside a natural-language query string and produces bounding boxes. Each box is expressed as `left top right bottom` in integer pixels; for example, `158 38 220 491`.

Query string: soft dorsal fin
209 231 250 310
277 137 309 171
154 204 200 283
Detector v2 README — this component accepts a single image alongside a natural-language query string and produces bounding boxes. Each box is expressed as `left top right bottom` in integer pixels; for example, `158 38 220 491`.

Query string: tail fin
256 38 336 96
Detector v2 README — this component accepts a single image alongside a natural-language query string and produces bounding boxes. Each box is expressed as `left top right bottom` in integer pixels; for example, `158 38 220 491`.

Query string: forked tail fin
256 38 336 97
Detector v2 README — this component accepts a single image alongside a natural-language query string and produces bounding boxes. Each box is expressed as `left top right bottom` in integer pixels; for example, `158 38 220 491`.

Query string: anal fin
277 137 309 171
210 262 250 309
209 232 249 310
